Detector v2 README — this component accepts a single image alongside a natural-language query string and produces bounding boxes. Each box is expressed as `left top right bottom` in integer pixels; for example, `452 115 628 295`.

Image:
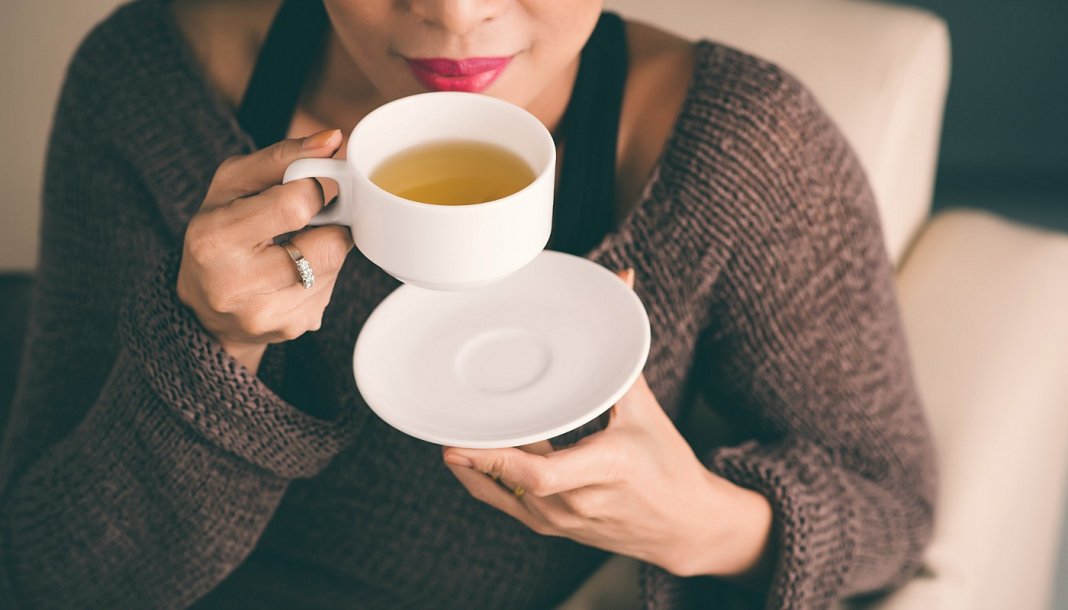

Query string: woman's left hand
442 269 774 580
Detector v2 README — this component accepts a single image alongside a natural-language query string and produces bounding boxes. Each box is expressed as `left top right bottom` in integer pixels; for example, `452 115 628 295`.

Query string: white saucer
353 249 651 448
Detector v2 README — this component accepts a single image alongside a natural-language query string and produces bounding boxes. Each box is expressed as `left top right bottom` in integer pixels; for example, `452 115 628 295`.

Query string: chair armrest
872 209 1068 610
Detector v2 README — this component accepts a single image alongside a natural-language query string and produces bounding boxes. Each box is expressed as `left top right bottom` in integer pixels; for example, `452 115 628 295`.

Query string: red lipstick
406 56 513 93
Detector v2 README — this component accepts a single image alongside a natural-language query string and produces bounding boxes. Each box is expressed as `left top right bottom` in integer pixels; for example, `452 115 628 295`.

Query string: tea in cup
283 91 556 291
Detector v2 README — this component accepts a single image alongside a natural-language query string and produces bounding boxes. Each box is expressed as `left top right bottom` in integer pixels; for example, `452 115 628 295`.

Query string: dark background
896 0 1068 231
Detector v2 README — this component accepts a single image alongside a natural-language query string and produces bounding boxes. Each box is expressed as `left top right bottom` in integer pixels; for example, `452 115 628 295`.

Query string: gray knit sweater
0 1 936 608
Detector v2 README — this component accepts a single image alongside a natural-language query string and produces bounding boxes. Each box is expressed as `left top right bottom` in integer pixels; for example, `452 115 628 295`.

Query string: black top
236 0 629 258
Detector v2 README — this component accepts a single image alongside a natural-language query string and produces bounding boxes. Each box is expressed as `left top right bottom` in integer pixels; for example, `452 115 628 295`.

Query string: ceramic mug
282 91 556 291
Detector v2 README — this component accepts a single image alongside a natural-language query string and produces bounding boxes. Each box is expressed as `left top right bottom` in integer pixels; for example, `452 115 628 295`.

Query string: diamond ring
280 240 315 290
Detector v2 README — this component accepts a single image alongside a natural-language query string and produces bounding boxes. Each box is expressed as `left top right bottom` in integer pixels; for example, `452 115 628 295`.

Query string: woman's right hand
176 128 353 372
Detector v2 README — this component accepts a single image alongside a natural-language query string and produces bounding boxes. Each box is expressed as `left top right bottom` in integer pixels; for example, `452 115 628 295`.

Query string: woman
0 0 936 608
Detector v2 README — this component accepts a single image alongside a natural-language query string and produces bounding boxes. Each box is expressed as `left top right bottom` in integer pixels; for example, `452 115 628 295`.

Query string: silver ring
280 241 314 289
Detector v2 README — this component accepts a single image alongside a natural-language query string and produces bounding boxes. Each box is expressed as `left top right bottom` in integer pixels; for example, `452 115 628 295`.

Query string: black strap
547 11 629 256
236 0 329 149
235 1 628 258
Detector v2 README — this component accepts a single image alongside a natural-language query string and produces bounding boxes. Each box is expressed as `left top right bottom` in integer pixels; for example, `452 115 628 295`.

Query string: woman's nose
407 0 507 37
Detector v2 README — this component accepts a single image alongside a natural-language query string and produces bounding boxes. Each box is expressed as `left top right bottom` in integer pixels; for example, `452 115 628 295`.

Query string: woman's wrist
669 469 776 588
711 473 778 589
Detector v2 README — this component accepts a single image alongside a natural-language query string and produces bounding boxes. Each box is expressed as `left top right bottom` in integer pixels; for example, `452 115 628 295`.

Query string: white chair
556 1 1068 609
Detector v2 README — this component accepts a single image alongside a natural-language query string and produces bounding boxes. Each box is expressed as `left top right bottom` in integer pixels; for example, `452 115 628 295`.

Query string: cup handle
283 158 353 227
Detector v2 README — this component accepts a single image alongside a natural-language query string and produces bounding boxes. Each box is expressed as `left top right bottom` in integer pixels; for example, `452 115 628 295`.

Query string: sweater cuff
636 438 853 610
119 251 357 479
703 439 852 610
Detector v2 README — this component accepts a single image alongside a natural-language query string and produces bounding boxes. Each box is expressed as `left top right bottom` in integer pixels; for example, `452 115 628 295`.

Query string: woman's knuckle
527 472 552 497
281 322 308 341
486 457 509 480
533 465 563 496
296 181 325 216
468 483 490 503
175 277 193 308
186 238 213 266
666 557 697 579
203 288 233 314
530 521 556 537
185 213 206 238
268 142 289 168
277 195 310 231
220 155 243 173
319 239 347 271
213 156 241 184
312 285 334 314
305 310 325 332
186 216 228 263
184 220 209 258
545 510 580 533
236 318 260 339
289 186 322 224
565 493 596 518
240 308 274 337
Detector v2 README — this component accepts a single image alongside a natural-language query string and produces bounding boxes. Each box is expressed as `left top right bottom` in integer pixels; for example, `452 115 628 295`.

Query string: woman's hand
177 128 354 372
443 269 776 582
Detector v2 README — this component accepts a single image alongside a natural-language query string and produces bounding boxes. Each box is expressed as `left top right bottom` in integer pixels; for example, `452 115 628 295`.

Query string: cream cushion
884 209 1068 610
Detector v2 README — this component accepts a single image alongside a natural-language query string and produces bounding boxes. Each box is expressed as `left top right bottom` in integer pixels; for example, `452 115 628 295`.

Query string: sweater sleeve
0 25 354 610
651 59 937 609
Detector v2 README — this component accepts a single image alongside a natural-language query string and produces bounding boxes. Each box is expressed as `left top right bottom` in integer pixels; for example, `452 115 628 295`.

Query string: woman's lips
406 56 513 93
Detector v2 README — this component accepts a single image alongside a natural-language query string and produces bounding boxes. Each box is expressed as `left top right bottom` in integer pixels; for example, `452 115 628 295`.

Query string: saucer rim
351 250 651 448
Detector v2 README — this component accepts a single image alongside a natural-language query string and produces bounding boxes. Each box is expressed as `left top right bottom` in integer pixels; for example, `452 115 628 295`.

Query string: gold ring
513 485 525 498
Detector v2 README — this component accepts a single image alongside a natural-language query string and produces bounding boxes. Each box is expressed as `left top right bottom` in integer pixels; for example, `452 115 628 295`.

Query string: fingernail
444 452 474 468
302 129 341 150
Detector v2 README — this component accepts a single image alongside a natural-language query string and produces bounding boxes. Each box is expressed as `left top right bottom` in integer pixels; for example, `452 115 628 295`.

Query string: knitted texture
0 1 935 608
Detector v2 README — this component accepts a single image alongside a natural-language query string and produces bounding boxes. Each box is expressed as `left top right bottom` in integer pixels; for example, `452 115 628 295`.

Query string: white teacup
282 91 556 291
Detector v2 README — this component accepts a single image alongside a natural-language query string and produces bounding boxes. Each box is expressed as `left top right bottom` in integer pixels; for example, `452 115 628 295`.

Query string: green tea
370 139 536 205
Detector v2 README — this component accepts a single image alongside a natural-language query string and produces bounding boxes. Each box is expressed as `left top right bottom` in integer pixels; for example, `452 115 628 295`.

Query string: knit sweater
0 0 936 608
